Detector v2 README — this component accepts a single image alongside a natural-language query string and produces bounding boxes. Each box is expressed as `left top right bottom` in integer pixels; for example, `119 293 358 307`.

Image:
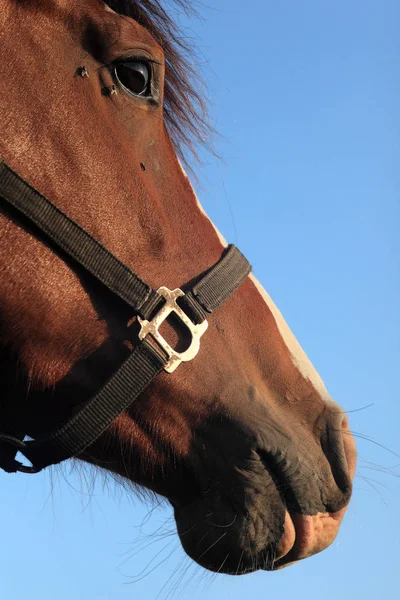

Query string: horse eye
114 61 150 97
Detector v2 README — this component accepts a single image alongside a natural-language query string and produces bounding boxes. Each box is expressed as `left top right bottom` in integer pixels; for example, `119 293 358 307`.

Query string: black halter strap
0 161 251 474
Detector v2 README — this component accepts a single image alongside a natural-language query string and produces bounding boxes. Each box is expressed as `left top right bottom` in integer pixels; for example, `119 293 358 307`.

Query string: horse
0 0 356 574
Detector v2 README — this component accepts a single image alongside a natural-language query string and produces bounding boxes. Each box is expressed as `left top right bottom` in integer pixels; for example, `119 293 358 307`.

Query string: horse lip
272 506 352 570
274 423 357 567
257 428 356 570
271 511 296 564
259 506 351 570
253 449 298 569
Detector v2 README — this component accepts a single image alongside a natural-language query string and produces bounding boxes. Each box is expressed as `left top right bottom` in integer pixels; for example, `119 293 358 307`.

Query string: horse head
0 0 356 573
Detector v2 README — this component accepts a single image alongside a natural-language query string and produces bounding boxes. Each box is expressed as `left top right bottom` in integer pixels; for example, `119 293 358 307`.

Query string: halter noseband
0 162 251 474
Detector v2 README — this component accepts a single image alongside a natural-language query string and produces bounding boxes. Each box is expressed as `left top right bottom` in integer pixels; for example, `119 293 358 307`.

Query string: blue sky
1 1 399 598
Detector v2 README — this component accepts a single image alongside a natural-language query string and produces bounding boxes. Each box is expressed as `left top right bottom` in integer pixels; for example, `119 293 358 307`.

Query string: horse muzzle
173 412 357 574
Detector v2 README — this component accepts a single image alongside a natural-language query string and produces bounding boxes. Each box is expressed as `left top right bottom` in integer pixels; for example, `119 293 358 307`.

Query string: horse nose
271 411 357 569
255 403 356 518
321 410 357 496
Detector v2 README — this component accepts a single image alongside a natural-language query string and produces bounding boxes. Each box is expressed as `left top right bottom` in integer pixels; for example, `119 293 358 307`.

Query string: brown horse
0 0 356 574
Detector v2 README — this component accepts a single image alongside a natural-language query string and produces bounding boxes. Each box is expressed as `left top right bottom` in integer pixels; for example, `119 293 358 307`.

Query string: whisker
207 513 237 528
157 552 188 600
118 531 177 565
123 541 180 584
235 550 244 575
198 531 227 560
358 457 400 475
345 430 400 458
341 403 374 414
217 553 230 573
355 473 394 494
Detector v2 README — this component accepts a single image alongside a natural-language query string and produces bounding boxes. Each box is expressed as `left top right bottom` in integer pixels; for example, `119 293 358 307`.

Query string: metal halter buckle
138 287 208 373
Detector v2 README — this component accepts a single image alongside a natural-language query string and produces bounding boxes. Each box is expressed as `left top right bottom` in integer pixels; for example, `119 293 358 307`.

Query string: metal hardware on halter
138 287 208 373
0 161 252 473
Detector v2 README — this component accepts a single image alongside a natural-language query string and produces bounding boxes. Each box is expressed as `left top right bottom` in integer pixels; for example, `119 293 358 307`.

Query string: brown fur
0 0 356 574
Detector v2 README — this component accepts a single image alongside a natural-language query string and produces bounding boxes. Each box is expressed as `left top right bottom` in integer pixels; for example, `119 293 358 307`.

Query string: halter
0 162 251 474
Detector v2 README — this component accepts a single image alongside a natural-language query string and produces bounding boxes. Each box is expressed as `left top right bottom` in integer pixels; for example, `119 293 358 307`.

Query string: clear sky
1 1 399 599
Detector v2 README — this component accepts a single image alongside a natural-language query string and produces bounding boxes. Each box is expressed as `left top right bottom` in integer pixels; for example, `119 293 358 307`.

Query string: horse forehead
99 1 163 48
101 5 165 62
24 0 163 52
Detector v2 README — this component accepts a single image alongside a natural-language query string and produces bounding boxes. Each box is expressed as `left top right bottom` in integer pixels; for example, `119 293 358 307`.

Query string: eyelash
108 54 159 70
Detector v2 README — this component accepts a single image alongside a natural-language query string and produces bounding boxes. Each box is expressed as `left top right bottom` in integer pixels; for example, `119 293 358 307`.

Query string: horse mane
105 0 211 165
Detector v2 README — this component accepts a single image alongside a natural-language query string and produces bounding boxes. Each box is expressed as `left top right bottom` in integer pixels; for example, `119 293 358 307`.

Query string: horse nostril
321 413 354 496
341 414 358 481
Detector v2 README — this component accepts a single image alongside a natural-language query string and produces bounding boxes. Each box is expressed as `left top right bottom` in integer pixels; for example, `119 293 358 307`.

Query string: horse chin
173 424 357 575
175 503 354 574
174 459 286 574
174 499 353 575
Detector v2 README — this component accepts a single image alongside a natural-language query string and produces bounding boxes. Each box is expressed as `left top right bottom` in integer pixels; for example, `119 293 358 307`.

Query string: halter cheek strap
0 162 251 474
